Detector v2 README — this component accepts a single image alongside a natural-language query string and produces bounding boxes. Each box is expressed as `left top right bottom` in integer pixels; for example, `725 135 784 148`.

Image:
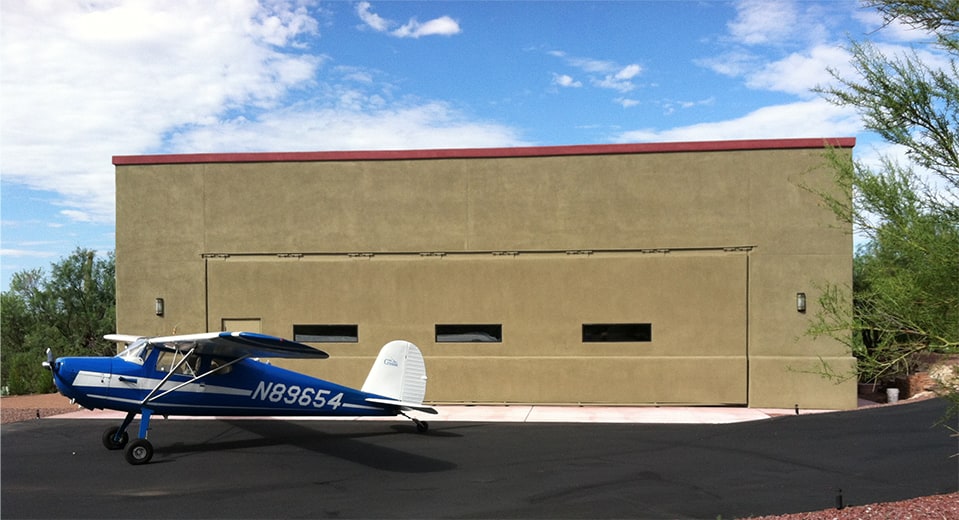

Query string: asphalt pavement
2 399 957 519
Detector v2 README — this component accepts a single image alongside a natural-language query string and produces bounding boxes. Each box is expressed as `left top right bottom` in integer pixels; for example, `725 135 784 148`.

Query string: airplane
42 331 437 465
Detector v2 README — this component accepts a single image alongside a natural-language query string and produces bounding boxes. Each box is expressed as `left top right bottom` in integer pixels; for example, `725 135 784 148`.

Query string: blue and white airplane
43 331 437 465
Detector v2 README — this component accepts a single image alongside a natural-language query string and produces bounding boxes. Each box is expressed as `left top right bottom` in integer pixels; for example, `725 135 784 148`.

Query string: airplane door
109 357 138 399
101 364 112 391
109 344 152 398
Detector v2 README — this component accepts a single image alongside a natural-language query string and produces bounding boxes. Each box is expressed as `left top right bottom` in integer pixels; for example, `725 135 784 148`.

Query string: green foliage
810 1 959 390
0 248 116 395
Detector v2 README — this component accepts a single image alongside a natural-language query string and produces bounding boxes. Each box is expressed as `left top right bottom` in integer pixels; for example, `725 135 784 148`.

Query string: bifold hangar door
204 251 748 405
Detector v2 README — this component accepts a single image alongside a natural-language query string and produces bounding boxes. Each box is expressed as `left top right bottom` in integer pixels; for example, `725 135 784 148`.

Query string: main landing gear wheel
124 439 154 465
101 426 129 450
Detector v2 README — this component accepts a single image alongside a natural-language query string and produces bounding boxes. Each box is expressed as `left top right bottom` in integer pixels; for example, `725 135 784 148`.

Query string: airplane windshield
117 338 149 364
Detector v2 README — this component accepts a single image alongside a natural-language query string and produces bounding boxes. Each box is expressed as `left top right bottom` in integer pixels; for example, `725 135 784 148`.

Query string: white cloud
550 51 642 94
356 2 461 38
728 0 800 45
393 16 461 39
615 64 642 81
746 44 853 97
613 98 861 143
697 50 759 78
552 73 582 88
356 1 390 32
593 63 643 93
0 249 59 259
702 2 865 99
661 97 715 115
728 0 841 47
339 66 376 84
166 101 528 153
1 0 323 224
564 55 621 74
852 8 936 43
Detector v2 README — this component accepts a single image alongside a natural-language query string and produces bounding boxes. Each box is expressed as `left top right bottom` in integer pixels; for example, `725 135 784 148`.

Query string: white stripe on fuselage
73 370 252 397
73 370 110 388
70 371 388 414
81 393 391 414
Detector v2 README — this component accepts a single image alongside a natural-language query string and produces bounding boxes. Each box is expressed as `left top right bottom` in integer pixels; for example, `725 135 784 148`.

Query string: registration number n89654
251 381 344 409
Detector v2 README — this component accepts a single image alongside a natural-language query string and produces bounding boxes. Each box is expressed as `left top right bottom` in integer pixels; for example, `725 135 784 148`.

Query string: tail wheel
101 426 129 450
124 439 154 465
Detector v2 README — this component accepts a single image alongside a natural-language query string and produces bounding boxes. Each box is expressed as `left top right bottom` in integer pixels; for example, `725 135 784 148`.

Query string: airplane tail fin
362 340 436 414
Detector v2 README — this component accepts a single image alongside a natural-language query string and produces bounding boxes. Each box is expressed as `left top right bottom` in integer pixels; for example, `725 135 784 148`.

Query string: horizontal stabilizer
366 397 438 415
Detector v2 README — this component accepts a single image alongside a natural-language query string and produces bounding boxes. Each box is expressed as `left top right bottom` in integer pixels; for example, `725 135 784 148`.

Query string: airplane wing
105 334 145 344
142 331 329 359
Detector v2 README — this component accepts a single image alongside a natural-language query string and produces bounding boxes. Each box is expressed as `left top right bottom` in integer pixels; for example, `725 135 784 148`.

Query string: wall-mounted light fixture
155 297 164 317
796 292 806 313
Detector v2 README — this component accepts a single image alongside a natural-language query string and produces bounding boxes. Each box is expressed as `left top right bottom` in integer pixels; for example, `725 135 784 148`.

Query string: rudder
361 340 428 405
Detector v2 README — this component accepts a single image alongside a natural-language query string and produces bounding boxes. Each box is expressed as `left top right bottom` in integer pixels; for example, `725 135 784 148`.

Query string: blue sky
0 0 936 291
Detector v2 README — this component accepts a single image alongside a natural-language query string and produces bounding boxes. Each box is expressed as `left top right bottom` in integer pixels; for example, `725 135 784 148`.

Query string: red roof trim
113 137 855 166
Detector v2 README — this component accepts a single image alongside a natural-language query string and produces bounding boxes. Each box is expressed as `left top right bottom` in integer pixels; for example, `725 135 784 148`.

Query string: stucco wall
114 139 856 409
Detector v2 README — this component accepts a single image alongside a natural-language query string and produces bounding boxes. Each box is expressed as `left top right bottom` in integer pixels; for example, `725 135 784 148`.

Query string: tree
811 0 959 404
0 248 116 395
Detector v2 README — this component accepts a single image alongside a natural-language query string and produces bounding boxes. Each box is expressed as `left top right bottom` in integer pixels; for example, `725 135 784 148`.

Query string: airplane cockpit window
155 348 198 376
117 339 149 365
208 358 234 376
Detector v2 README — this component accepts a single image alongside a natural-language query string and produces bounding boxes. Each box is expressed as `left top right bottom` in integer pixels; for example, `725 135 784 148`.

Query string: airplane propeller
41 348 55 372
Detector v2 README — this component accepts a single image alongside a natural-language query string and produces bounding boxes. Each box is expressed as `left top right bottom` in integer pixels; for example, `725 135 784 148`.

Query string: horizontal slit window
436 324 502 343
582 323 652 342
293 324 358 343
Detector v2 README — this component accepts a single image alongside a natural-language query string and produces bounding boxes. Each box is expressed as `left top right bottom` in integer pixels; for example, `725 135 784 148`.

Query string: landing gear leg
123 408 154 465
401 411 429 433
102 411 136 450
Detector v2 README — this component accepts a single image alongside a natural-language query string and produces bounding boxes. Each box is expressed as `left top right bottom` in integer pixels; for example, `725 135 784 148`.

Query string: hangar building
113 138 857 410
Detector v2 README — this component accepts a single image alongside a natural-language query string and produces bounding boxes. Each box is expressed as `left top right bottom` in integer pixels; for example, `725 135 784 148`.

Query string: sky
0 0 938 291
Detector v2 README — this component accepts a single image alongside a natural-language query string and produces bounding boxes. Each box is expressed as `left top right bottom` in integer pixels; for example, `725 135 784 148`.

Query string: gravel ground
744 493 959 520
2 393 956 519
0 392 78 424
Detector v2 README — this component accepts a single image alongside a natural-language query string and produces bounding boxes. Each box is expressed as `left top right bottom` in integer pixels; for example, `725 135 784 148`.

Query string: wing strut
139 347 196 405
146 355 249 404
